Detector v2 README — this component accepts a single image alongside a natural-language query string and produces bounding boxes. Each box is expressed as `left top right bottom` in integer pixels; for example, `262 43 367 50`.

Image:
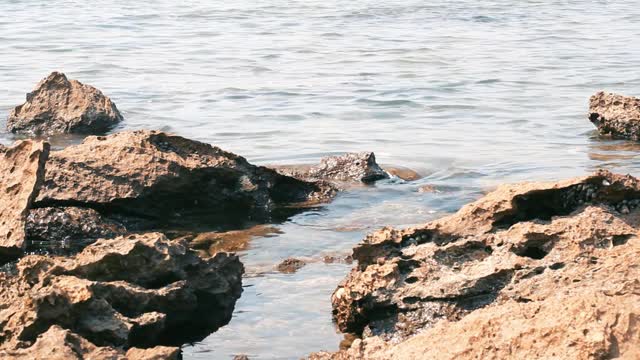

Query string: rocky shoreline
2 73 640 358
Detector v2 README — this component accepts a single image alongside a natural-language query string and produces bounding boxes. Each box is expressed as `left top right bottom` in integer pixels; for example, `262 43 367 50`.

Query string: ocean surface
2 0 640 359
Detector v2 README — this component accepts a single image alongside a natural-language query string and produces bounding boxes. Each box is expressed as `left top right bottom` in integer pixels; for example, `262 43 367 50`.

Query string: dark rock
7 72 123 136
274 152 389 184
0 232 243 355
0 140 50 262
276 257 307 273
26 207 127 245
311 170 640 359
589 91 640 140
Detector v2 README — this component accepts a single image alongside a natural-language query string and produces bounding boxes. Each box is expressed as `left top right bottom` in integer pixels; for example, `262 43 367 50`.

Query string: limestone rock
0 233 242 356
276 257 307 273
274 152 389 184
7 72 123 136
311 170 640 359
589 91 640 140
35 130 335 224
0 140 50 261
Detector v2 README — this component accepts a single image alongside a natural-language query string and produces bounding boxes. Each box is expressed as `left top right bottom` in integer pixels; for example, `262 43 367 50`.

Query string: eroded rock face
7 72 123 136
589 91 640 140
0 325 180 360
274 152 389 184
0 140 50 261
0 232 243 356
311 170 640 359
34 130 335 225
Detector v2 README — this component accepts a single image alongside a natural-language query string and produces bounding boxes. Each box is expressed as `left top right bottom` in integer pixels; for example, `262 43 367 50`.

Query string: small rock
277 258 307 273
589 91 640 140
7 72 123 136
274 152 389 184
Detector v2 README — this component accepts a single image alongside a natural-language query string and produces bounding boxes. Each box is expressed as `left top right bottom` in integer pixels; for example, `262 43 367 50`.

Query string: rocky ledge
0 232 243 358
7 72 124 136
589 91 640 140
26 129 337 246
310 170 640 359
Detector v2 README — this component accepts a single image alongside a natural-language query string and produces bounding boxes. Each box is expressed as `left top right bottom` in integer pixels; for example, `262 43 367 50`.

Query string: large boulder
310 170 640 359
33 130 335 226
273 152 389 184
589 91 640 140
0 232 243 356
0 140 49 261
7 72 123 136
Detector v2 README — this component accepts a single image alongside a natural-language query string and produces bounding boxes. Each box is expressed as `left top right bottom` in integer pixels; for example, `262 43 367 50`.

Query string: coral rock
589 91 640 140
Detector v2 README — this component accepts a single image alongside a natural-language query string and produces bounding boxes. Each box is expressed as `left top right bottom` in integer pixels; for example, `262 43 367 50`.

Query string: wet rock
384 166 422 181
0 232 243 355
188 225 282 256
416 184 437 193
310 170 640 359
26 207 127 245
274 152 389 184
589 91 640 140
0 140 50 262
35 130 335 227
277 257 307 273
7 72 123 136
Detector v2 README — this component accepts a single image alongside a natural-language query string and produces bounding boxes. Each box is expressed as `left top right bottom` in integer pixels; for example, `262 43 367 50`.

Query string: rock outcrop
0 140 50 261
30 130 335 236
310 170 640 359
7 72 123 136
274 152 389 184
0 232 243 357
589 91 640 140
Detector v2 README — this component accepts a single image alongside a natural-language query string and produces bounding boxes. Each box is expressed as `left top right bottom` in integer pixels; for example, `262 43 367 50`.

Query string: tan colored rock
35 130 334 224
7 72 123 135
274 152 389 184
0 325 181 360
0 233 242 355
0 140 49 261
589 91 640 140
310 170 640 359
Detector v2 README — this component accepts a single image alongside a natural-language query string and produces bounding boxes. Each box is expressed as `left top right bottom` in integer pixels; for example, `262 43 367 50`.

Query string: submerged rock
0 232 243 356
7 72 123 136
274 152 389 184
34 130 335 226
310 170 640 359
276 257 307 273
589 91 640 140
0 140 50 262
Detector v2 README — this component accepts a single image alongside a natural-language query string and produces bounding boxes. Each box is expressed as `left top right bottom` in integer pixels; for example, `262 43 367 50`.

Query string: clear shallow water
2 0 640 358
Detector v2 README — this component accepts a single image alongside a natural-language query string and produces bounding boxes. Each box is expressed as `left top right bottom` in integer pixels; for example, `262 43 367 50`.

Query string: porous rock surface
26 207 127 245
34 129 335 225
310 170 640 359
0 232 243 358
274 152 389 184
0 140 50 260
589 91 640 140
7 72 123 135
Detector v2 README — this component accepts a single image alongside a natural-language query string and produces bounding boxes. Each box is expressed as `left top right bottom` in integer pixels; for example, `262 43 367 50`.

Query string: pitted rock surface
26 207 127 245
0 232 243 357
7 72 123 135
589 91 640 140
274 152 389 184
0 140 50 261
310 170 640 359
